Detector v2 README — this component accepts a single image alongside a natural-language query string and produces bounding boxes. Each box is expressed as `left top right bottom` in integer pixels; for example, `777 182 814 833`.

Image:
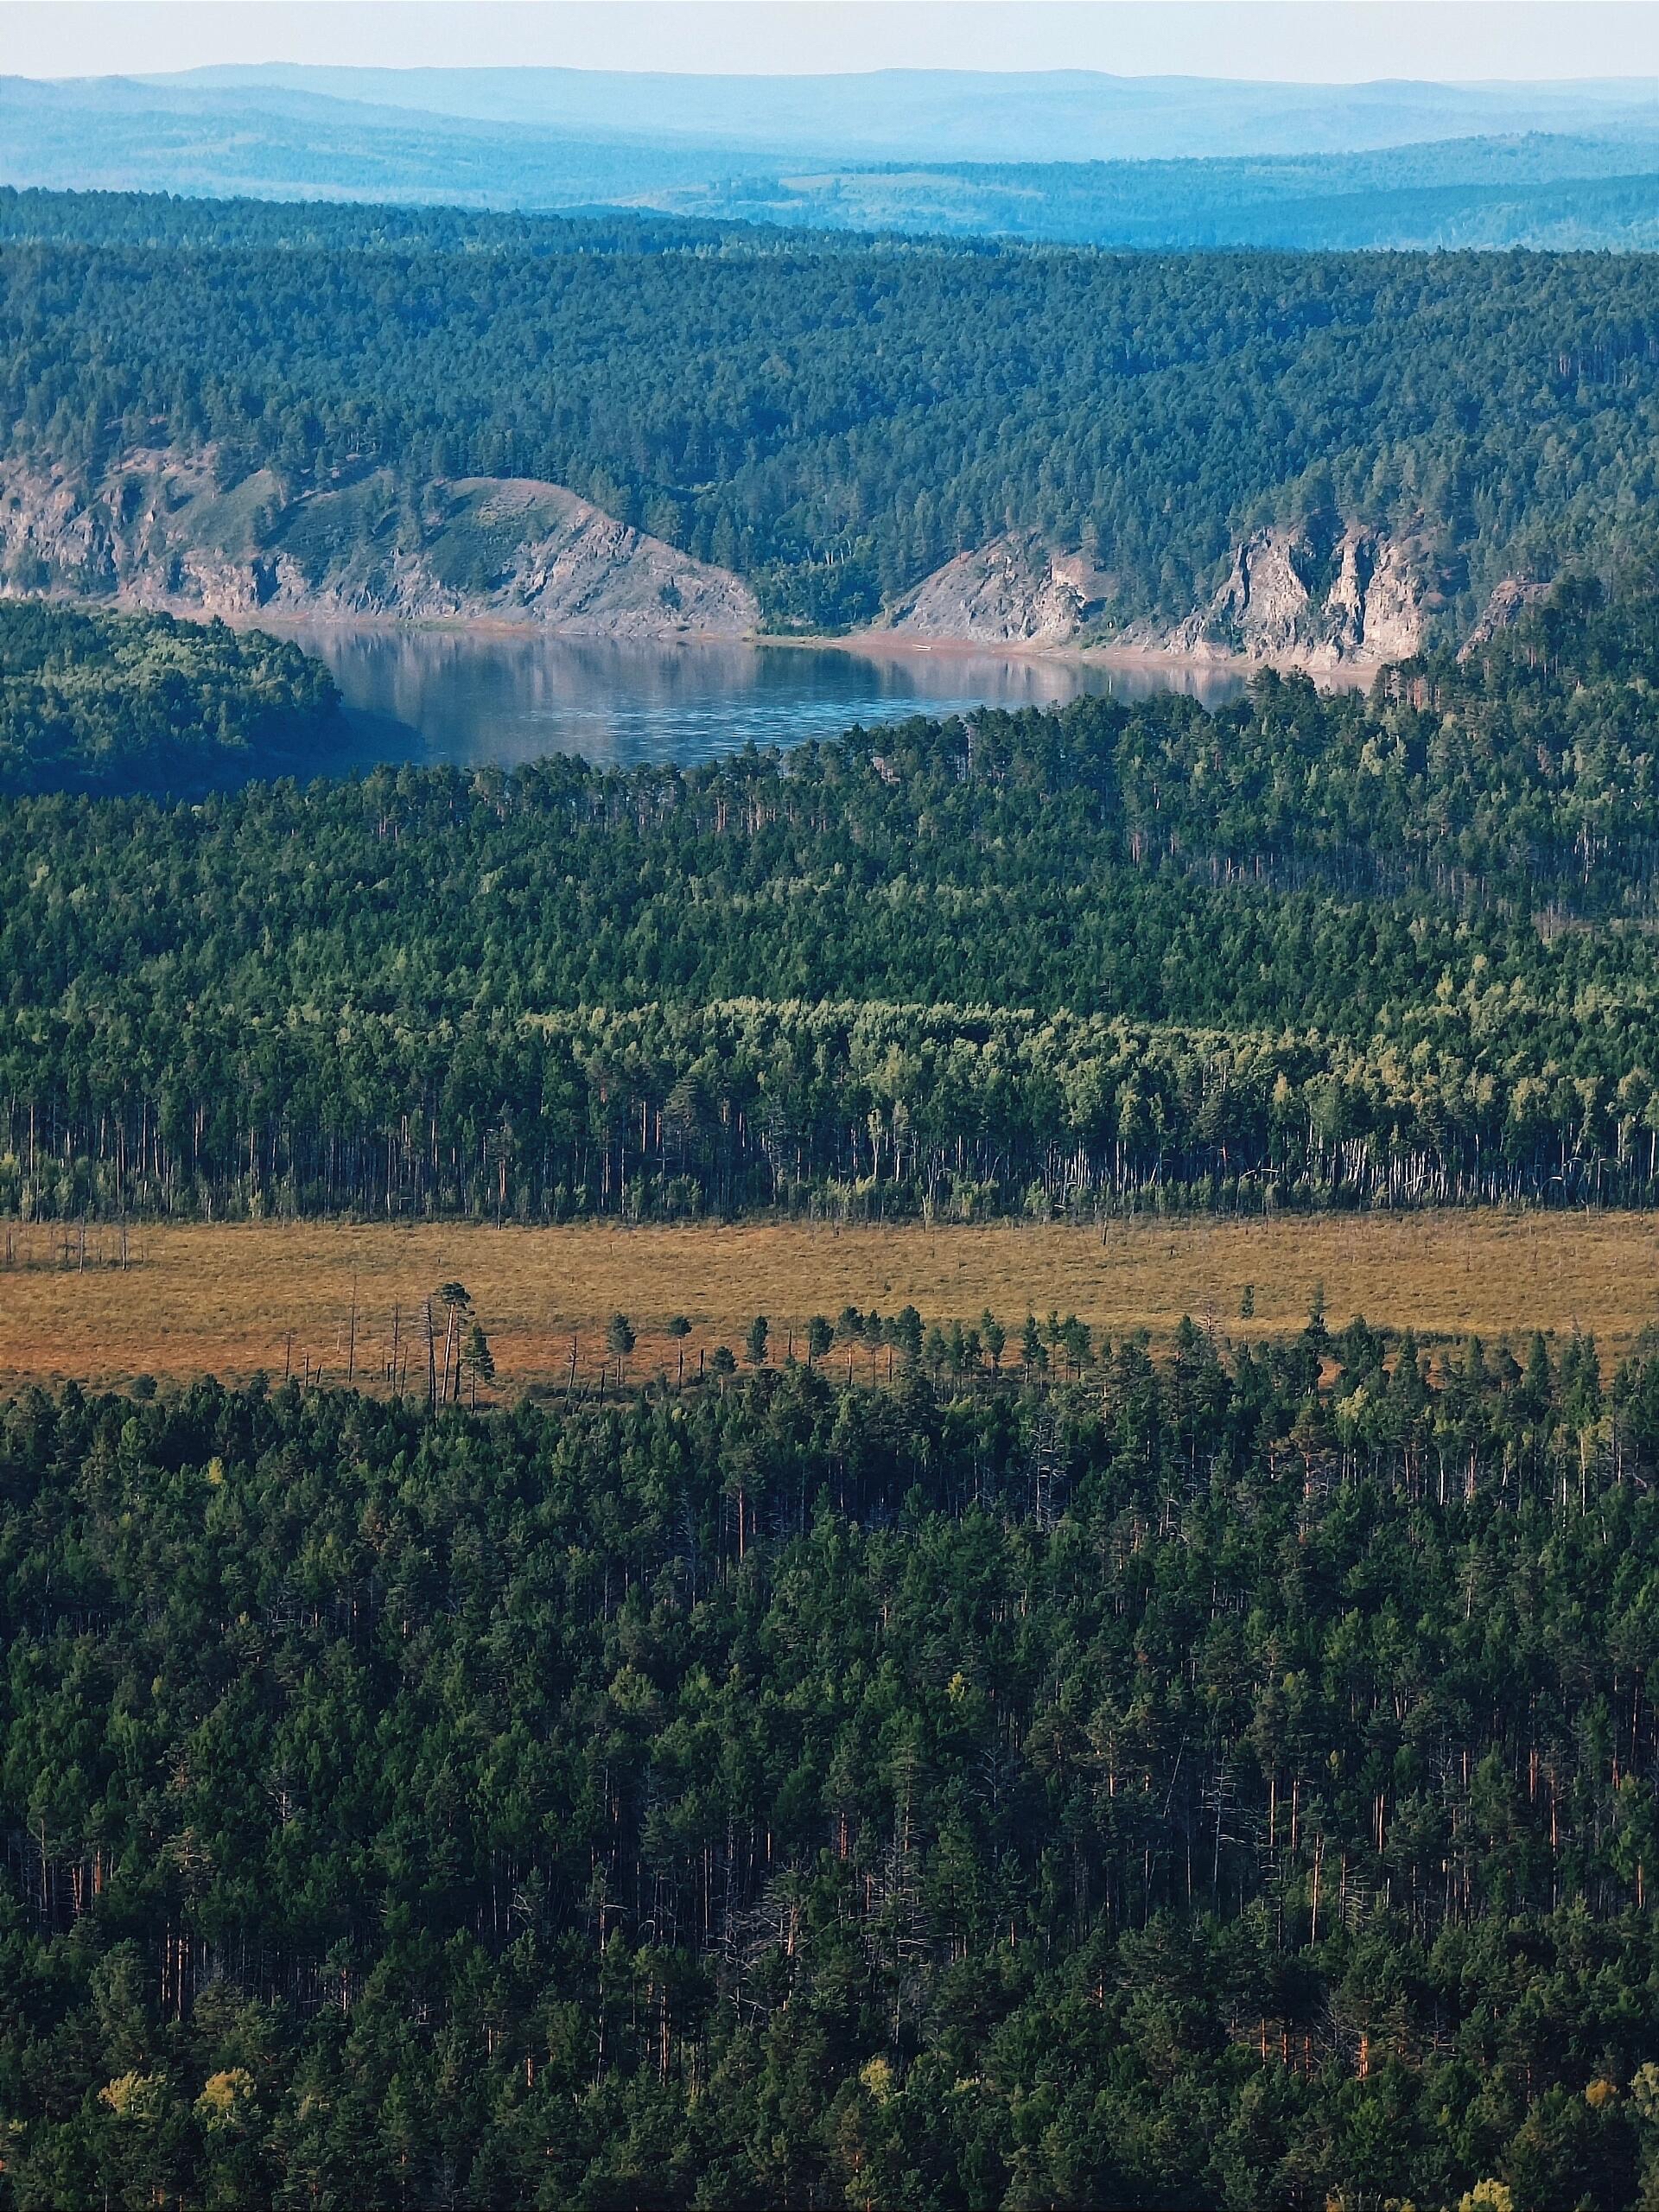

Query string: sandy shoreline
238 608 1377 688
33 580 1380 685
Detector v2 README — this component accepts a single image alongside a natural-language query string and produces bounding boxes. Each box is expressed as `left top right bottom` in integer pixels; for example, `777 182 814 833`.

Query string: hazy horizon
10 1 1659 86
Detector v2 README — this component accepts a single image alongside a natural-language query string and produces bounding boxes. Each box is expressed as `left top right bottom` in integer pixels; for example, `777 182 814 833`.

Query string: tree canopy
1 1325 1658 2206
0 601 337 791
5 582 1659 1224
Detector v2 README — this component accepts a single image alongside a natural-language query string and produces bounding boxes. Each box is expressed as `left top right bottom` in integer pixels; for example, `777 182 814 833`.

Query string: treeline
0 600 337 791
4 997 1655 1226
9 188 1659 623
8 586 1659 1222
3 1324 1659 2205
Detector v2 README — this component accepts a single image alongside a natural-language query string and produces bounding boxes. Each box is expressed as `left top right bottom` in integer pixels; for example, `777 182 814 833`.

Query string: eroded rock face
0 455 1447 665
1166 520 1429 666
0 454 760 638
885 518 1433 664
1460 578 1550 657
887 531 1114 645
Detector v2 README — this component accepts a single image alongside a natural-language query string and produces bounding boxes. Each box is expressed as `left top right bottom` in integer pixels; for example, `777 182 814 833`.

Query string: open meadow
3 1207 1658 1392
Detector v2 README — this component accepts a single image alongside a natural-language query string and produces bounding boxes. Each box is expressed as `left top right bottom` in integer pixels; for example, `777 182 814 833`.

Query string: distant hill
152 62 1659 162
0 74 772 209
7 67 1659 248
657 137 1659 249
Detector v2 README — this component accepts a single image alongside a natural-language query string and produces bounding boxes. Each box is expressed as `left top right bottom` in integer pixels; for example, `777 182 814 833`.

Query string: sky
8 1 1659 86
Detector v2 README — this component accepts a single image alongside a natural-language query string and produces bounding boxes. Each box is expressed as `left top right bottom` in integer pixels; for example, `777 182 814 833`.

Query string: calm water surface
273 627 1255 773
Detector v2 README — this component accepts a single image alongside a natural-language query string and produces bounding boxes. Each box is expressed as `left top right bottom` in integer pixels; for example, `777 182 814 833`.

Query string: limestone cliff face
1460 578 1549 657
886 531 1114 645
884 518 1433 664
0 454 1446 664
1164 520 1429 666
0 454 759 638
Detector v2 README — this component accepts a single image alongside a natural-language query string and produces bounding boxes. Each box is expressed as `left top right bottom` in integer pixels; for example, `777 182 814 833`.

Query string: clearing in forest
1 1210 1656 1393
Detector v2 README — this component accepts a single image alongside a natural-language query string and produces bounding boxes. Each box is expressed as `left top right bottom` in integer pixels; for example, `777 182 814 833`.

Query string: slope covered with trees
697 137 1659 252
0 601 338 791
1 1328 1659 2207
5 188 1659 627
3 581 1659 1223
15 76 1659 251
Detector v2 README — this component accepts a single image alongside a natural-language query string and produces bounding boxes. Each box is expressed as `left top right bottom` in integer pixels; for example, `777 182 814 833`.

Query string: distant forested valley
5 580 1659 1224
14 69 1659 253
7 190 1659 628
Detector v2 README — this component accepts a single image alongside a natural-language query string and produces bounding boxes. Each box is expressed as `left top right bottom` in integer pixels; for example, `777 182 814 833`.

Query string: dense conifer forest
7 189 1659 624
2 1325 1659 2206
5 581 1659 1224
0 601 337 791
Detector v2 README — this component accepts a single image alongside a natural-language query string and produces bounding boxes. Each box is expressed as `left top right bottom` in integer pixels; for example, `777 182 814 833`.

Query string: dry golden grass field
2 1210 1658 1393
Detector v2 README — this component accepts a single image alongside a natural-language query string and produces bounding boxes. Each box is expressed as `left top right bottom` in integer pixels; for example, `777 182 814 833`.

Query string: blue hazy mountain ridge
157 61 1659 161
0 74 782 206
8 73 1659 247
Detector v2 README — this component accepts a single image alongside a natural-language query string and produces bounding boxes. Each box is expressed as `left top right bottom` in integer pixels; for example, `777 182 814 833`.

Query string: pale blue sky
9 2 1659 85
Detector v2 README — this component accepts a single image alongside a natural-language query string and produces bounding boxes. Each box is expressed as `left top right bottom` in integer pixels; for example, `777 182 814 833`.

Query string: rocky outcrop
886 531 1114 645
1460 578 1549 657
884 518 1434 664
1164 519 1429 666
0 455 1450 666
0 453 759 638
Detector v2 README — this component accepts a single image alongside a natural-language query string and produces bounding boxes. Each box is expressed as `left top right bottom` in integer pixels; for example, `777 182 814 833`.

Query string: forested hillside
0 601 337 791
5 189 1659 628
16 74 1659 251
670 137 1659 251
2 1332 1658 2206
5 581 1659 1223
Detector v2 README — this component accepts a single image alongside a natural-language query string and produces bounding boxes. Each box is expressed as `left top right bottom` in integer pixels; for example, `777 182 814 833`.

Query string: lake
270 626 1259 773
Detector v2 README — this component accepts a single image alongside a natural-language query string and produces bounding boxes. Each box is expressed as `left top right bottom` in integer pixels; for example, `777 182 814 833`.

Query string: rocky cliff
886 531 1115 645
1162 519 1430 665
1459 577 1550 657
887 518 1435 664
1 454 1451 665
0 454 760 639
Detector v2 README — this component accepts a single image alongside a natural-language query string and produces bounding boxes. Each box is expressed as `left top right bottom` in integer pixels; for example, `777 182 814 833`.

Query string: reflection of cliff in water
257 626 1266 777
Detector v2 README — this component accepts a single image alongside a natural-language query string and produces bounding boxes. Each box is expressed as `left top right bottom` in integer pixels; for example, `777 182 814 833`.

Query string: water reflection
268 626 1260 774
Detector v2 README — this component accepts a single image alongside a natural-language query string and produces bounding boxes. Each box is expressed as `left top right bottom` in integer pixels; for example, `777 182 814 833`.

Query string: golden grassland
2 1209 1658 1393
